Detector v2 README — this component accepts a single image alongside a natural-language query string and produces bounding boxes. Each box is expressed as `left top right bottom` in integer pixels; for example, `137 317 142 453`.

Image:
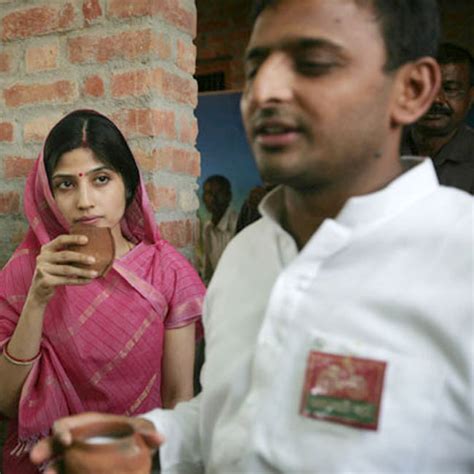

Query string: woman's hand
30 234 98 305
30 412 164 474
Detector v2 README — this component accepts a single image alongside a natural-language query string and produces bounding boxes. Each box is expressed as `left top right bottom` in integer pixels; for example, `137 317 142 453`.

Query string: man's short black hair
204 175 232 194
252 0 441 72
437 42 474 87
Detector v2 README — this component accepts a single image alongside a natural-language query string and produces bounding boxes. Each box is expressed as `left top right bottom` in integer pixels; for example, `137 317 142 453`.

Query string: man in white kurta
143 158 473 473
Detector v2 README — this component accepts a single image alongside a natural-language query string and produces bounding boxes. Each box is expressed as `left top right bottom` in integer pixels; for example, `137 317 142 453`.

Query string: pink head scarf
0 110 205 473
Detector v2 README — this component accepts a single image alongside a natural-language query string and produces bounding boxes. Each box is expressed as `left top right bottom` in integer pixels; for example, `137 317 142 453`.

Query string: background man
32 1 473 473
402 43 474 193
201 175 238 283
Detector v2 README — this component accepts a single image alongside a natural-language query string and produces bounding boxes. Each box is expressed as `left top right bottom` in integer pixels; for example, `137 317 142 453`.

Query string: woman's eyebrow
52 165 112 180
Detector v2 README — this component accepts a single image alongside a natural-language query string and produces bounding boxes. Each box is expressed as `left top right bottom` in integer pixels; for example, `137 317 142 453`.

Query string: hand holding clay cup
30 413 163 474
62 419 152 474
68 224 115 277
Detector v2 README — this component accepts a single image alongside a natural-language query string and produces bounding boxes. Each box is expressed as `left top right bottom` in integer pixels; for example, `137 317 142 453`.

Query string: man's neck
411 127 458 157
211 207 227 226
282 156 407 250
282 187 347 249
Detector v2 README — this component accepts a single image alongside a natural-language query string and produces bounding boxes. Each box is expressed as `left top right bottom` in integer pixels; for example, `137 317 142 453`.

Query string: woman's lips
75 217 101 225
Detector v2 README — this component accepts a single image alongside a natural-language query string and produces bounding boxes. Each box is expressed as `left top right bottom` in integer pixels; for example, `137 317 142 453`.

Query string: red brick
156 147 200 176
82 75 104 97
132 148 156 172
133 147 200 176
25 42 59 73
0 192 20 214
178 112 198 145
177 39 196 75
159 219 195 248
68 35 97 63
108 0 152 18
108 0 195 36
0 52 10 72
68 29 170 64
4 157 35 178
163 72 197 107
145 183 177 210
4 80 77 108
2 4 75 41
159 0 196 37
111 68 163 98
0 122 13 142
24 114 62 143
112 109 176 140
83 0 102 23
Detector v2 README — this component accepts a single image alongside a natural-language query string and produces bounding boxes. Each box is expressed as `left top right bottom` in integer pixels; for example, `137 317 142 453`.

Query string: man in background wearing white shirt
201 175 238 284
32 0 473 472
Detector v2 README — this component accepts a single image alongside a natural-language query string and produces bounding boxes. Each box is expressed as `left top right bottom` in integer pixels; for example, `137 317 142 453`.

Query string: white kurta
202 206 238 282
144 158 473 473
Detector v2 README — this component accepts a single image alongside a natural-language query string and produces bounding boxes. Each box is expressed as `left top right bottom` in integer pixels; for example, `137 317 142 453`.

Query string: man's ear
390 57 441 127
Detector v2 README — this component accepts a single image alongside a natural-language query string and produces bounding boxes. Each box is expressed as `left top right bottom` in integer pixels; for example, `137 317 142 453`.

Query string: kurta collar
260 157 438 233
215 205 235 232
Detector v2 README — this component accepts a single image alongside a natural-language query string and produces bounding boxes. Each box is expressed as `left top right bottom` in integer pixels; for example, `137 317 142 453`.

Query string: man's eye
245 64 259 80
296 61 334 75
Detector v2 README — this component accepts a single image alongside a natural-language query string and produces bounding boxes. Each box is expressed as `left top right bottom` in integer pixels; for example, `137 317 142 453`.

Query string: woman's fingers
48 249 95 266
45 234 88 252
40 262 98 280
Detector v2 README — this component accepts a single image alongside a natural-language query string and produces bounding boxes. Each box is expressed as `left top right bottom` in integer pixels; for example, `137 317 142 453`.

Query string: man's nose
434 85 447 103
248 53 294 105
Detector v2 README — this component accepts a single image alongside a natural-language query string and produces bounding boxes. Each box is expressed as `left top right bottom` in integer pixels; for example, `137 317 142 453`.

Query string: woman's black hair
43 110 139 206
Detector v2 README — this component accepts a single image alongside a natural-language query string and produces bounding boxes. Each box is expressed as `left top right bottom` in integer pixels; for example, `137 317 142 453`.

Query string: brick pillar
0 0 200 267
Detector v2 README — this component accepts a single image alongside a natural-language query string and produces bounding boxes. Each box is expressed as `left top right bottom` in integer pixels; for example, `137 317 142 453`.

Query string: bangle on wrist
2 342 41 366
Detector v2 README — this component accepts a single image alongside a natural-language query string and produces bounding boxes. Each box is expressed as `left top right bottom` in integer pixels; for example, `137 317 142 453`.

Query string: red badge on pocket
300 351 387 430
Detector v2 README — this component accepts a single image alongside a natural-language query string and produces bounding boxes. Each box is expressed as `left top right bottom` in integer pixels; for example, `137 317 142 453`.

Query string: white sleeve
140 394 204 474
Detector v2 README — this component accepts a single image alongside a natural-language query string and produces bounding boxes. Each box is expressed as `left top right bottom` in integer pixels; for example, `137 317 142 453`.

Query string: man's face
416 62 473 136
240 0 398 192
203 181 230 216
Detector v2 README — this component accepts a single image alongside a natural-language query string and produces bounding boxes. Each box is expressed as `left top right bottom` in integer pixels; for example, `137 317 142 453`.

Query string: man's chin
415 117 453 136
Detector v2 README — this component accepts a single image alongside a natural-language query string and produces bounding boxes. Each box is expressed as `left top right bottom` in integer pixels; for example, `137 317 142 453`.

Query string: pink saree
0 116 205 473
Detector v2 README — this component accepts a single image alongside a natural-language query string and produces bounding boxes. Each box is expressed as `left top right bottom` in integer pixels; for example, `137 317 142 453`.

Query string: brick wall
196 0 252 90
0 0 200 268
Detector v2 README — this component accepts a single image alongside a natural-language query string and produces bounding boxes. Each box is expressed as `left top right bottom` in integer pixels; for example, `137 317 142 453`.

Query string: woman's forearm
0 292 47 417
161 325 196 409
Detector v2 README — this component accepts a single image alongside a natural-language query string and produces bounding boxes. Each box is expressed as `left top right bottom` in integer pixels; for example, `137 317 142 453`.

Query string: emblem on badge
300 351 387 430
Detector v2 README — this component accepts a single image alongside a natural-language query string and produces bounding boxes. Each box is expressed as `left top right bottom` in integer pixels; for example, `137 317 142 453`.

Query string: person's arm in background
161 324 196 408
202 224 213 284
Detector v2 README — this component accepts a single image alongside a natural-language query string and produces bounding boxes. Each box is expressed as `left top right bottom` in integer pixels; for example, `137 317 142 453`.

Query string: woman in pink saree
0 110 205 473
